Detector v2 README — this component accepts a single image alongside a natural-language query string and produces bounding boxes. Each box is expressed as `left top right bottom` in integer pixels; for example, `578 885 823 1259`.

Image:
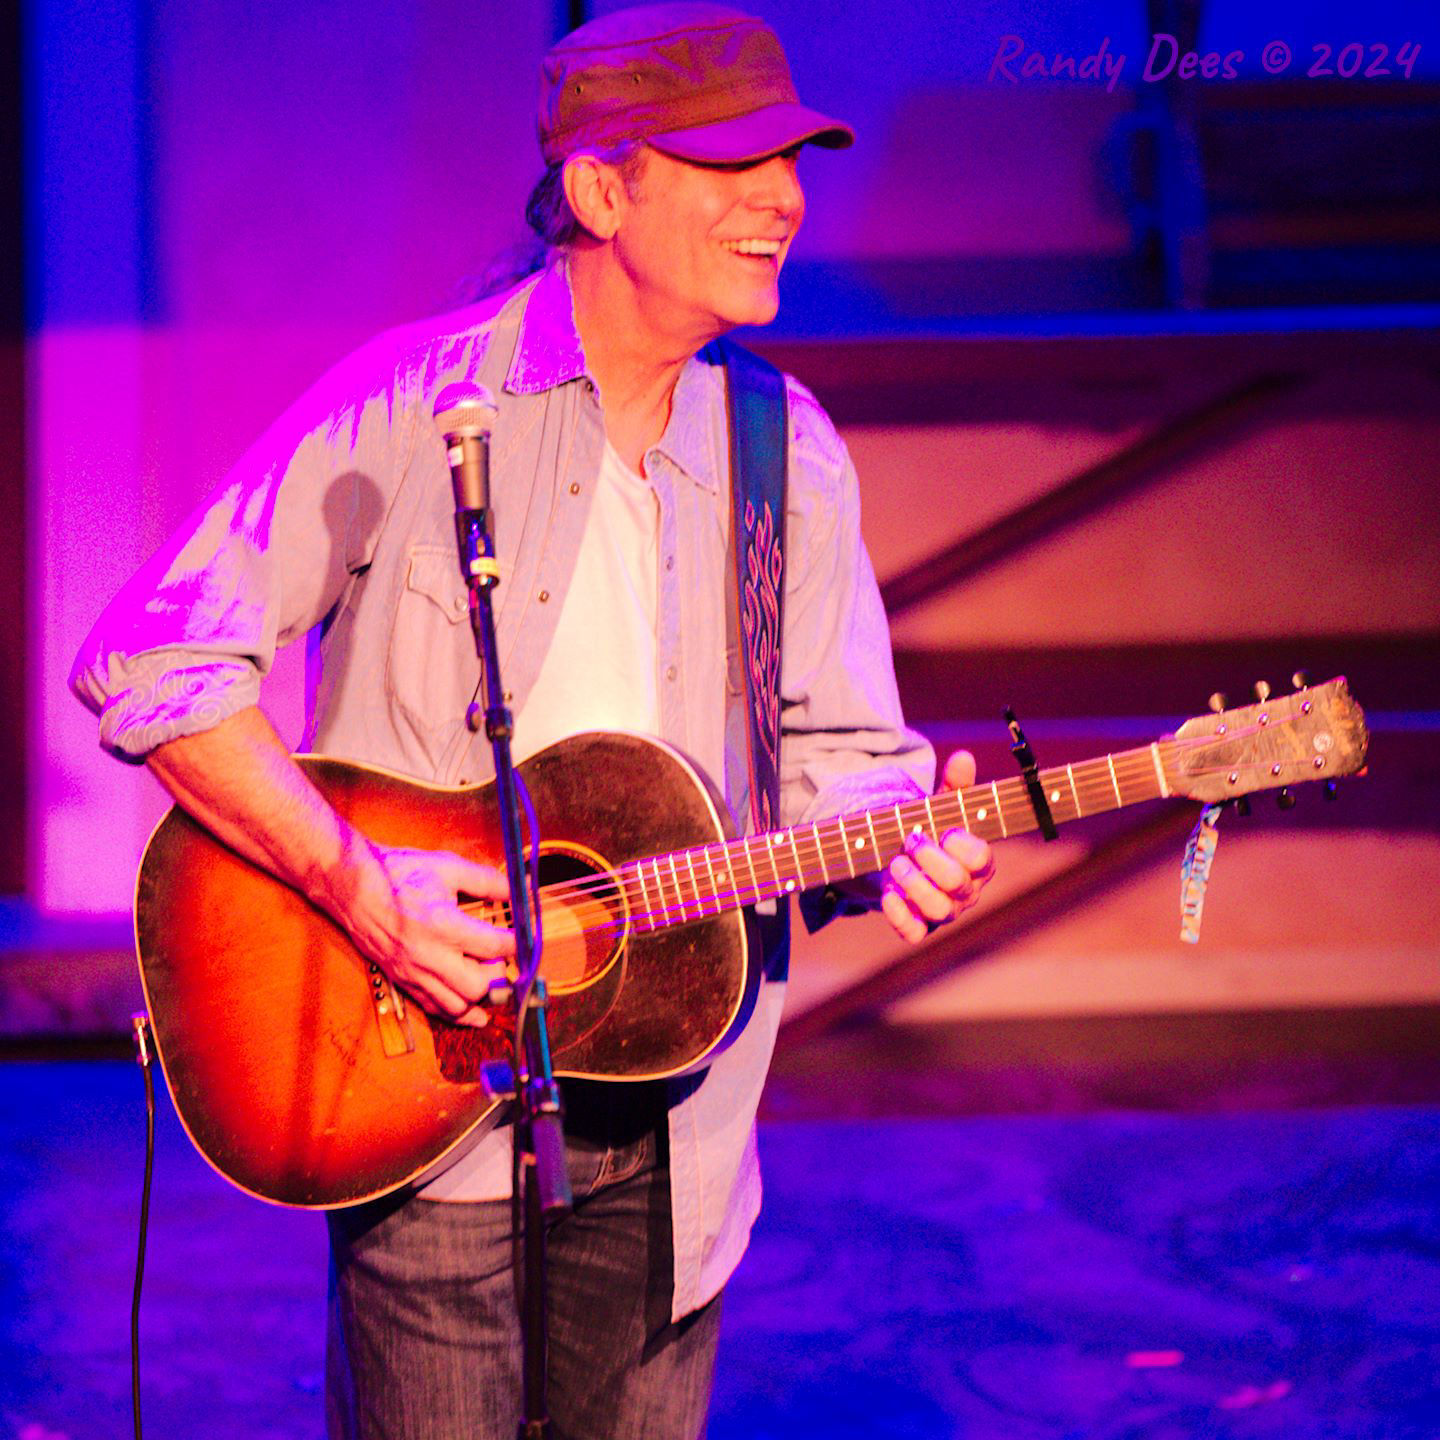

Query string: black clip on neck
1004 706 1059 842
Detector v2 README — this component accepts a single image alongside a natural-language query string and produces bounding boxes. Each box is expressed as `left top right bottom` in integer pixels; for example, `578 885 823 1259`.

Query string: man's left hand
879 749 995 945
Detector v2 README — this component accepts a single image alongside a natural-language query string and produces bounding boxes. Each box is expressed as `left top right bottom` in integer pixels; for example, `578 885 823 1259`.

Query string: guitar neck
621 740 1174 934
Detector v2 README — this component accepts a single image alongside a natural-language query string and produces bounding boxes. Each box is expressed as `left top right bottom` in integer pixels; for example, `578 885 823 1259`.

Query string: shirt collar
505 259 588 395
506 259 723 495
651 346 724 494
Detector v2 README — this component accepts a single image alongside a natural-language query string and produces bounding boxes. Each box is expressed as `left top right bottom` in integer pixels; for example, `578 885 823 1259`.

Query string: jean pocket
585 1131 657 1196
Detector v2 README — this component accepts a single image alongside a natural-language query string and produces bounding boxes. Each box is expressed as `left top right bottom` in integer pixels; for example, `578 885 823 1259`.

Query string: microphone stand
451 436 572 1440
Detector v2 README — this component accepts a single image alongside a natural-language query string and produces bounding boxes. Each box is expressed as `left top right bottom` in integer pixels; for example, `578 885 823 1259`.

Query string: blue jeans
325 1083 721 1440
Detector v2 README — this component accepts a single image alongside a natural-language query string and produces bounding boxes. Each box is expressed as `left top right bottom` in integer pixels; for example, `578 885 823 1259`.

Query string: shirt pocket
386 543 476 739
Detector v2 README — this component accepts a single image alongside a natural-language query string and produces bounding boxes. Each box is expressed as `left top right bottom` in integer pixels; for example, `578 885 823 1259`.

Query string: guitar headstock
1168 676 1368 803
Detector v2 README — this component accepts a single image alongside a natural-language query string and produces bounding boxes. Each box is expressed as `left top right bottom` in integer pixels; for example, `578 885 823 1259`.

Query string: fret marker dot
977 808 989 820
911 824 924 836
784 879 795 892
1050 789 1061 803
855 838 866 849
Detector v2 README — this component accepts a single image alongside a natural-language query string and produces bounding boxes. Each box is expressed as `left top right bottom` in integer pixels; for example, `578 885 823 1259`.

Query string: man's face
614 146 806 341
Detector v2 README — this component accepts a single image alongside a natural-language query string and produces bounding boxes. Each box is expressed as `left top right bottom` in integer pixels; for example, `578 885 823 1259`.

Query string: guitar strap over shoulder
722 339 788 840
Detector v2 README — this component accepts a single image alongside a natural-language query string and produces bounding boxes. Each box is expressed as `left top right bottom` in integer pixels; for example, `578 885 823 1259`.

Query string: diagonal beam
879 372 1301 618
778 805 1200 1051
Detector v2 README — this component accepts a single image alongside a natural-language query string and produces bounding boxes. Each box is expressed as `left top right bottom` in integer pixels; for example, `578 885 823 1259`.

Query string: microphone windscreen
433 381 499 439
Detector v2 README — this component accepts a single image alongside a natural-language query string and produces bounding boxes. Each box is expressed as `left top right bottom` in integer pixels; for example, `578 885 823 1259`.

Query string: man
72 5 993 1436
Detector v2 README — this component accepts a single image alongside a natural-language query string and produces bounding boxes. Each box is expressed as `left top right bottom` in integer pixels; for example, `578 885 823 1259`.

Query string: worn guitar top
71 259 934 1320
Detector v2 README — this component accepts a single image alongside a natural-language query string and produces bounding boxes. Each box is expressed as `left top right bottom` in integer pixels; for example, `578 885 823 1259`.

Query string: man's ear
562 154 627 242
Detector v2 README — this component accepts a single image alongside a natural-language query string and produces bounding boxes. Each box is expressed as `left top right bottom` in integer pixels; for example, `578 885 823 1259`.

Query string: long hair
459 141 649 302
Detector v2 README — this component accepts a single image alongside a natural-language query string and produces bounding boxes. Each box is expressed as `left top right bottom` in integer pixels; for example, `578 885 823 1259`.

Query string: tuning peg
1291 670 1309 690
1323 779 1339 801
1234 796 1251 817
1277 788 1296 810
1208 691 1228 713
1253 680 1272 702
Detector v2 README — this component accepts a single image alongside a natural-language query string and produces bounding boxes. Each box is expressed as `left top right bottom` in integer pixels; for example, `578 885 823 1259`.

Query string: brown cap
538 3 854 167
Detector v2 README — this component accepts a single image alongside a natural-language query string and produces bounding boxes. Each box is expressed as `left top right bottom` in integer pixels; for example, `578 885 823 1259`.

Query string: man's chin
726 289 782 330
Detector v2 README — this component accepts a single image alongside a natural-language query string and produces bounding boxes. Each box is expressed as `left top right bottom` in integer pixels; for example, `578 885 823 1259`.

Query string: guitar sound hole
534 846 626 994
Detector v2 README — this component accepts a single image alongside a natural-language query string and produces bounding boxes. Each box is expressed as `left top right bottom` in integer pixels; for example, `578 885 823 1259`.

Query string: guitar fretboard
608 740 1176 934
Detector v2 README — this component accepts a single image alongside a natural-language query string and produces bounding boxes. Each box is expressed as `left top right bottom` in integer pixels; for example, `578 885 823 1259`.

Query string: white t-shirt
511 438 661 760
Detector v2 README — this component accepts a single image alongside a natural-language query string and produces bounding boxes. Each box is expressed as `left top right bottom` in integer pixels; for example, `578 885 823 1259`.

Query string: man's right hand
147 707 517 1030
336 842 516 1027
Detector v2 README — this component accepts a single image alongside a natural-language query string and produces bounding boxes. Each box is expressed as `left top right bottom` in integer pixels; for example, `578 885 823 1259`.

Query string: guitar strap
722 339 790 980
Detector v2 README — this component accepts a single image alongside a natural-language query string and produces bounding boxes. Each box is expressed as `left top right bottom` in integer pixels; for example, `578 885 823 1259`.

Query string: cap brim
645 102 854 165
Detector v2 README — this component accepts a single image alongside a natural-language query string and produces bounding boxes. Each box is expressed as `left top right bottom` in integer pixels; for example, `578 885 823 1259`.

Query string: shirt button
666 665 677 682
452 594 466 612
664 555 675 571
538 589 549 603
569 482 580 495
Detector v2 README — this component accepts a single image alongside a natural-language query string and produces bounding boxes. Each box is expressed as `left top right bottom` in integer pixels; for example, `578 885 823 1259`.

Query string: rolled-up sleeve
777 380 936 928
70 345 418 760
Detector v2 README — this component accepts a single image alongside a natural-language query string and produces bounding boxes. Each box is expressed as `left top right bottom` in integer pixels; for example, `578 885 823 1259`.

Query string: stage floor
4 1060 1438 1439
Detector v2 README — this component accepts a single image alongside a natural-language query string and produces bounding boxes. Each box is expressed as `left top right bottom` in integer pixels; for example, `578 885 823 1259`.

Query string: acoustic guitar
134 676 1368 1208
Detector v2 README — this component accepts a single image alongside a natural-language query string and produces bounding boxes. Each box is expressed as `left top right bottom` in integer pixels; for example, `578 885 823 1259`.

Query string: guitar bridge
367 961 416 1057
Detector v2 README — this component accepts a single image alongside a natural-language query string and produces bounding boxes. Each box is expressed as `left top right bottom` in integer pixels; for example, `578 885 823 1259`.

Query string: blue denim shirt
72 260 934 1317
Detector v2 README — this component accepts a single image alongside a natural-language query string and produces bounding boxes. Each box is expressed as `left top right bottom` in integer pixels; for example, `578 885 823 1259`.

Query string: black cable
131 1015 156 1440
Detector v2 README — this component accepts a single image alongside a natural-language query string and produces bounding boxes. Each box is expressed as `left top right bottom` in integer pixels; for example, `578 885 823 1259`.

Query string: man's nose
753 155 804 220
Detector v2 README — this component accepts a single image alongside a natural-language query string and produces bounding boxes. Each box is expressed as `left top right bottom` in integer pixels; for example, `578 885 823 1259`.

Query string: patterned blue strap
723 340 788 838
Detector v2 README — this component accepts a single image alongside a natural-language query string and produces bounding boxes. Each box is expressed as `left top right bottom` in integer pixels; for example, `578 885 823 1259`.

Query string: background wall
10 0 1439 1032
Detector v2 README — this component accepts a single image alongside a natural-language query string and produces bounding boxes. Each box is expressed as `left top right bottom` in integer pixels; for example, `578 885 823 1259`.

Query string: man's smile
718 238 785 257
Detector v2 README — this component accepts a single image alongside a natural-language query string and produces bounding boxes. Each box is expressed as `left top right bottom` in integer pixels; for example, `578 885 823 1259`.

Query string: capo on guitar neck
1004 707 1059 842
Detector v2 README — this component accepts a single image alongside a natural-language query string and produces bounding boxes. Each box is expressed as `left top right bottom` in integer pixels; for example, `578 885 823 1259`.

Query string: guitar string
457 720 1319 934
461 739 1281 927
462 746 1177 917
457 738 1270 934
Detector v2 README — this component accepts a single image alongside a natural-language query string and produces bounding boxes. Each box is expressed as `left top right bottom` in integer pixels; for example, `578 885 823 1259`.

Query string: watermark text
987 33 1423 91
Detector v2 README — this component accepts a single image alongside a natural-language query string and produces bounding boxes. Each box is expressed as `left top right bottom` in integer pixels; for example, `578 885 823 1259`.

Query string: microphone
433 382 500 587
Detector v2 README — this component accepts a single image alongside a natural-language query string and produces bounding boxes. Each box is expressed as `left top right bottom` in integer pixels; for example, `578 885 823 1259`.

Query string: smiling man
72 4 992 1437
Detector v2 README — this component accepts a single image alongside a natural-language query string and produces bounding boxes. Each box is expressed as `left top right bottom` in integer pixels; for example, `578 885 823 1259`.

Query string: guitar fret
762 832 783 896
923 795 939 842
720 848 740 903
1067 763 1082 818
684 849 704 916
666 853 686 922
1150 741 1170 798
864 810 881 868
991 781 1007 838
1106 753 1123 807
633 863 656 931
812 822 831 886
837 816 858 879
785 829 803 894
740 838 762 903
700 846 717 909
956 787 969 829
1042 771 1066 822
